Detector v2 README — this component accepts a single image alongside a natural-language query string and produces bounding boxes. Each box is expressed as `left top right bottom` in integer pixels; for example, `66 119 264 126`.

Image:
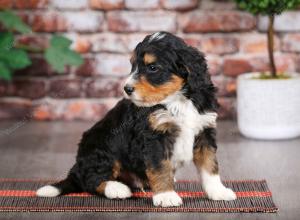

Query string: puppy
36 32 236 207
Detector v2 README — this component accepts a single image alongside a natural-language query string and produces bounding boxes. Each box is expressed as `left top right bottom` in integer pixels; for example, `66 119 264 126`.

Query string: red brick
282 34 300 52
212 76 236 97
250 54 297 73
16 35 49 51
107 11 176 32
91 33 145 53
223 57 252 77
161 0 198 11
240 33 280 54
31 13 67 32
15 57 68 76
225 80 237 97
32 98 119 120
14 0 48 9
296 56 300 73
0 0 12 9
217 97 236 120
125 0 159 9
0 83 5 97
74 37 91 54
64 12 104 33
181 35 200 47
0 81 10 97
31 105 51 121
76 58 96 77
15 57 50 76
183 35 239 55
224 54 297 77
49 79 83 98
52 0 88 9
67 34 91 53
95 54 131 76
10 79 46 99
90 0 124 10
86 77 123 98
202 36 239 55
206 55 222 75
179 11 255 33
91 33 128 53
16 12 30 26
200 0 235 10
0 98 32 119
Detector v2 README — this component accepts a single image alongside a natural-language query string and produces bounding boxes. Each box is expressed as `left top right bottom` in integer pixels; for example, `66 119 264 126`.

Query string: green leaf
2 49 31 69
234 0 300 15
0 61 12 80
45 35 83 73
50 35 72 48
0 10 31 34
0 32 14 50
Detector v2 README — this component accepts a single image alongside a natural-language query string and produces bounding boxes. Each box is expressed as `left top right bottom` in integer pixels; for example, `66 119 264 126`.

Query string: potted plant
234 0 300 140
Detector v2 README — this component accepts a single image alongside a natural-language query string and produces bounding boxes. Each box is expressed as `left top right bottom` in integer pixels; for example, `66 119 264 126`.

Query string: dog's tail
36 175 80 197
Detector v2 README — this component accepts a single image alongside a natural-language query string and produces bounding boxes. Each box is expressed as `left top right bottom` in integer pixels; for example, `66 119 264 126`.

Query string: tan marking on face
193 146 219 174
96 182 107 194
149 109 179 134
143 53 157 65
134 75 184 104
146 160 174 193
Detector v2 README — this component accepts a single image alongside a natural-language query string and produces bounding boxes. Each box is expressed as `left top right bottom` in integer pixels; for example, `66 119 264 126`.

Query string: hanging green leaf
45 35 83 73
0 49 31 69
0 32 14 51
0 10 31 34
0 61 12 80
0 32 31 80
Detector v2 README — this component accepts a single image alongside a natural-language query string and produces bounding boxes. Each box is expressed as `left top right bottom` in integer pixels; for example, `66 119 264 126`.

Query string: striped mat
0 179 278 213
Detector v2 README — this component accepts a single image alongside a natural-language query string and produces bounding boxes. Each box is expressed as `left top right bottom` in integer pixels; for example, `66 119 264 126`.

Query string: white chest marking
162 93 217 168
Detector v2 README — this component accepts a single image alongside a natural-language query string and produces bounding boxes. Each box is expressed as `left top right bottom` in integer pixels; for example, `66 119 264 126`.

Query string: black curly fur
46 32 219 196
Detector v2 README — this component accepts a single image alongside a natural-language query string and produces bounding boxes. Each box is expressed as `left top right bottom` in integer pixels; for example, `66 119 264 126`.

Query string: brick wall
0 0 300 121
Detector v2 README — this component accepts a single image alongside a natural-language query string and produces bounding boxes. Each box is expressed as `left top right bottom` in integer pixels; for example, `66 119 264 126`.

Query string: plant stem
268 14 277 78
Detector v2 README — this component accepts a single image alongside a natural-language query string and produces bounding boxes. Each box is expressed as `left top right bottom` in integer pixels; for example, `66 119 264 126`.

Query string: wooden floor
0 120 299 220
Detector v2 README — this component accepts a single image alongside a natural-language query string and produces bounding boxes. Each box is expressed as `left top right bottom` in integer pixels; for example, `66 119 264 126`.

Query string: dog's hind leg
94 160 132 199
96 181 132 199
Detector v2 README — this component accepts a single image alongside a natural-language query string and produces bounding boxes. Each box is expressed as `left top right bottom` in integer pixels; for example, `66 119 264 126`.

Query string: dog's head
124 32 213 107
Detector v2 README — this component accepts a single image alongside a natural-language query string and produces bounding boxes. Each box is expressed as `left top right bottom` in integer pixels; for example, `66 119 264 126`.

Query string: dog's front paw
153 191 183 207
104 181 132 199
205 186 237 201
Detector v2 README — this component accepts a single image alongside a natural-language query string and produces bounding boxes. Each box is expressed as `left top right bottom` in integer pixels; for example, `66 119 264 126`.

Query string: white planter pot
237 72 300 140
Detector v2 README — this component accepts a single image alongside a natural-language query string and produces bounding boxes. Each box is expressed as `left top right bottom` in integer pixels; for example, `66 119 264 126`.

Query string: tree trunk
268 14 277 78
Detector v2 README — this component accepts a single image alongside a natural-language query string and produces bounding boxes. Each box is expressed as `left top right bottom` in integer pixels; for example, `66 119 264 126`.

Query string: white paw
36 185 60 197
153 191 183 207
104 181 132 199
205 186 237 201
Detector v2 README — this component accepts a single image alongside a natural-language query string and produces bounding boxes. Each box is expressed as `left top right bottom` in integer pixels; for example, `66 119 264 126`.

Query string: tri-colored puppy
37 32 236 207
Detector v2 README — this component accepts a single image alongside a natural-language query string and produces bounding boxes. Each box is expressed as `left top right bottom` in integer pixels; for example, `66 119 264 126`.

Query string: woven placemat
0 179 278 212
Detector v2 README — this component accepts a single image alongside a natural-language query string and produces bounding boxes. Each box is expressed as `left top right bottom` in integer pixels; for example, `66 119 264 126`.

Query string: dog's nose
124 85 135 96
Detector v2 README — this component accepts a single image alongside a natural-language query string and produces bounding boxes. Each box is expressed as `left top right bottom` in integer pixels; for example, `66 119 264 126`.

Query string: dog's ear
176 46 212 91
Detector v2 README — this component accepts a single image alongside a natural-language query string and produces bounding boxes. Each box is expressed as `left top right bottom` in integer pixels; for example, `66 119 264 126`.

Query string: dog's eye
147 64 158 72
